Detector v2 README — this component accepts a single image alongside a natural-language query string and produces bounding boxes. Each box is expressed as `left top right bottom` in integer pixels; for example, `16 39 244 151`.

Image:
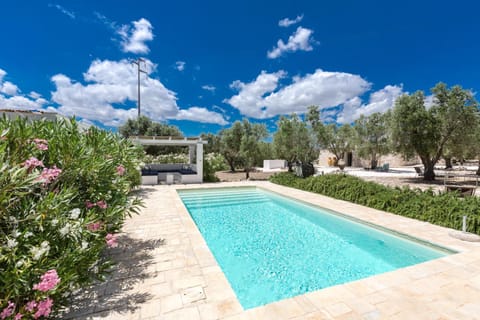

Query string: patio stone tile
160 294 183 313
305 285 355 309
291 310 334 320
362 292 389 305
171 275 206 290
324 302 352 317
221 313 250 320
344 298 376 315
162 306 201 320
197 299 243 320
150 282 173 297
293 295 318 314
361 309 383 320
138 300 162 319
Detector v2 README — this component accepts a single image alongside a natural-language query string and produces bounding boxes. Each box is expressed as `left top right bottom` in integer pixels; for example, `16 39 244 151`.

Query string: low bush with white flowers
0 117 143 319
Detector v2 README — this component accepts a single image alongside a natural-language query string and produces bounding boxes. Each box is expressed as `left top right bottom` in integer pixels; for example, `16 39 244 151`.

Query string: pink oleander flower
106 233 118 248
96 200 107 209
33 298 53 319
14 313 22 320
87 222 102 231
33 138 48 144
24 157 44 169
33 138 48 151
33 269 60 292
0 301 15 320
37 166 62 184
85 201 96 209
116 165 126 176
25 301 36 312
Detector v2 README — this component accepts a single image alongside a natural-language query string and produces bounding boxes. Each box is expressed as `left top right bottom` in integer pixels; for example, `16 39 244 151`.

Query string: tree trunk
228 159 235 172
287 162 293 172
476 159 480 175
445 157 452 169
370 153 377 170
245 168 250 180
422 158 436 181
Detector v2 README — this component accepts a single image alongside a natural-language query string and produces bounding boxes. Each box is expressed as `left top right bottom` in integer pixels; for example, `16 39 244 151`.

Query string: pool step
180 193 263 203
179 191 259 200
182 194 269 206
184 198 270 210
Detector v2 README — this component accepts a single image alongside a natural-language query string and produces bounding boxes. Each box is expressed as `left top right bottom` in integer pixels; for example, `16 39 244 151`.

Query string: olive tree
240 120 268 179
273 114 317 171
306 106 355 161
353 112 391 169
118 116 183 155
391 83 479 180
219 121 244 171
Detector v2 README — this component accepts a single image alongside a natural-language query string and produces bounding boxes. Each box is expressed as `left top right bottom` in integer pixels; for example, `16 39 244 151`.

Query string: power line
132 58 147 118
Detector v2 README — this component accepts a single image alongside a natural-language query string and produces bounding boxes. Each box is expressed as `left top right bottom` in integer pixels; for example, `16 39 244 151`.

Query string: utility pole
132 58 147 118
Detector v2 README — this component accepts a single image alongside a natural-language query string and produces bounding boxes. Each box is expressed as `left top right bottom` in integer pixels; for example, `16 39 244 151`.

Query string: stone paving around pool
65 181 480 320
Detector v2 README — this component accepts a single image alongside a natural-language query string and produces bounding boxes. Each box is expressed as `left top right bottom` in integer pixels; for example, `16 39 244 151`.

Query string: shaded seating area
130 136 207 184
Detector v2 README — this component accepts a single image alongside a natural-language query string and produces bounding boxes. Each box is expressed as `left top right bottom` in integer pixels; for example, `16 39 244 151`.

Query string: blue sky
0 0 479 136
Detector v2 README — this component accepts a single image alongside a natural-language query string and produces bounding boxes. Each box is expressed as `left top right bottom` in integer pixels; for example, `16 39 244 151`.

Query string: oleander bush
0 117 143 319
270 172 480 235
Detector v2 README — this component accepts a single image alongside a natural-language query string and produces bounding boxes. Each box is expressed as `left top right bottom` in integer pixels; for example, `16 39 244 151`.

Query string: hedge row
0 117 143 319
269 172 480 235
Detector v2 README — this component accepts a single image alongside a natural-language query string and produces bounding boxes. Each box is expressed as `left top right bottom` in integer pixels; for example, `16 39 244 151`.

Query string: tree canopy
353 112 391 169
118 115 183 138
219 121 244 171
306 106 354 161
118 116 184 155
273 114 317 171
240 119 268 179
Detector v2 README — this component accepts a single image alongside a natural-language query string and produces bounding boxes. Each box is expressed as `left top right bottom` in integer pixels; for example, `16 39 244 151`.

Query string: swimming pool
178 187 453 309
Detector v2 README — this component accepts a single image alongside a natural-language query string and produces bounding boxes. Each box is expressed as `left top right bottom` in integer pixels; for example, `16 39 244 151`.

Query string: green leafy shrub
0 117 143 319
270 172 480 235
203 153 228 182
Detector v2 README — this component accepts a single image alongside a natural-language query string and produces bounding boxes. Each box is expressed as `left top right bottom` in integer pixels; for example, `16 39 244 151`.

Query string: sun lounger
414 166 423 176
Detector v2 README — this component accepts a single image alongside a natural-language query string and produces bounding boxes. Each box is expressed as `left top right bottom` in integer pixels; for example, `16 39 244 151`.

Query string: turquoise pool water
178 187 452 309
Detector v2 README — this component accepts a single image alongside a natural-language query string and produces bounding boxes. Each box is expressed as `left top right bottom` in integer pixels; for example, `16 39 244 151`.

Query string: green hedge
270 172 480 235
0 117 143 319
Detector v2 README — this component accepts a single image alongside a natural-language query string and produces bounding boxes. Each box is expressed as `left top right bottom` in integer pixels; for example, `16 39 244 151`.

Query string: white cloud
267 27 315 59
0 69 47 110
424 94 434 109
175 61 186 71
336 85 404 124
1 81 18 96
225 69 370 118
29 91 42 99
118 18 154 54
50 59 226 126
177 107 228 125
49 4 75 19
278 14 304 27
94 11 117 30
201 85 216 92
